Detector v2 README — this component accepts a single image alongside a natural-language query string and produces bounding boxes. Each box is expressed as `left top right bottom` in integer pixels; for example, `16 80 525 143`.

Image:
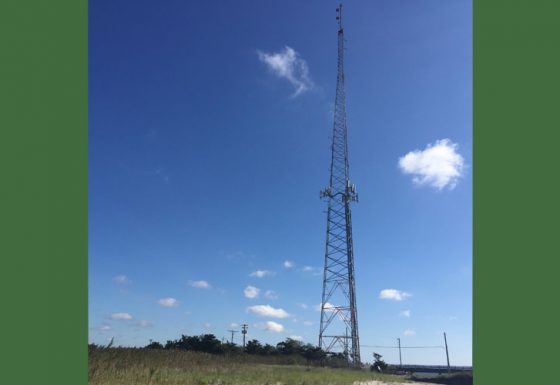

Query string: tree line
131 334 350 366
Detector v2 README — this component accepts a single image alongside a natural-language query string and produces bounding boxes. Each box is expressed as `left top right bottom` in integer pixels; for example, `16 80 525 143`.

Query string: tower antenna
336 4 343 31
319 3 361 366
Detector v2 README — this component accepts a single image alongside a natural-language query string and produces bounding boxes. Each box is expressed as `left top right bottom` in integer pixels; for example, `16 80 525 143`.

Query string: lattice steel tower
319 4 361 366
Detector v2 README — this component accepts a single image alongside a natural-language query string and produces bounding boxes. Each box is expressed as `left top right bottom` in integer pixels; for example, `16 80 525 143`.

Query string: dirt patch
354 381 432 385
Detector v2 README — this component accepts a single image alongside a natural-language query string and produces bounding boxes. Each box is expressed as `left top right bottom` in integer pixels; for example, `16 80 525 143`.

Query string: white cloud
203 322 211 329
298 303 309 309
229 323 239 328
189 280 211 289
257 46 313 97
250 270 273 278
403 329 416 336
301 266 322 275
111 312 133 320
226 251 251 261
265 321 285 332
247 304 290 318
100 325 111 331
379 289 411 301
113 275 131 285
244 285 260 299
289 335 303 341
314 302 336 312
400 310 411 318
303 320 313 326
399 139 465 190
138 320 153 328
264 290 278 300
283 260 294 268
158 298 179 307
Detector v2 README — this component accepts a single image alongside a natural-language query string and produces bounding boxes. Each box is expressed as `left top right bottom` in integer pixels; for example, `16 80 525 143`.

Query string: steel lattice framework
319 4 361 366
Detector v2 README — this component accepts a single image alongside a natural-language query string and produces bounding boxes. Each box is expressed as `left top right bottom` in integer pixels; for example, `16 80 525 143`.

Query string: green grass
89 348 410 385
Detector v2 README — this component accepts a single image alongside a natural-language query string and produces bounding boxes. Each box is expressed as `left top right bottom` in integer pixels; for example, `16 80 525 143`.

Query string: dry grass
89 347 410 385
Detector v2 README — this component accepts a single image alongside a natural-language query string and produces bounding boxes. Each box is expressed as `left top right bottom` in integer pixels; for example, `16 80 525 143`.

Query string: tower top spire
336 4 343 31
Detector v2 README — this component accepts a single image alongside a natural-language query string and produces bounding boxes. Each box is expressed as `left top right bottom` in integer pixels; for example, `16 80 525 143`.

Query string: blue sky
89 0 472 366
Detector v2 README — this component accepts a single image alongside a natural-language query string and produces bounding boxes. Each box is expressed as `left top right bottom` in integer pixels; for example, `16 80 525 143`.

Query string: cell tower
319 4 361 366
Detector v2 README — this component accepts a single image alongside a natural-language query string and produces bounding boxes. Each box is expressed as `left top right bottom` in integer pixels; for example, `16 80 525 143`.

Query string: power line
241 324 248 348
361 345 444 349
227 329 238 344
365 334 453 368
444 332 451 373
397 338 402 368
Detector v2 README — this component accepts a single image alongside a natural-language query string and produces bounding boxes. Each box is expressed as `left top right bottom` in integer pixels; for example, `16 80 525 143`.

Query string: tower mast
319 4 361 366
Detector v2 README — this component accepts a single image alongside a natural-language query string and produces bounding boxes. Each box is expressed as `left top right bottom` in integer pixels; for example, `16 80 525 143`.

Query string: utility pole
397 338 402 368
344 327 349 366
227 329 238 344
319 3 361 367
241 324 248 348
444 332 450 373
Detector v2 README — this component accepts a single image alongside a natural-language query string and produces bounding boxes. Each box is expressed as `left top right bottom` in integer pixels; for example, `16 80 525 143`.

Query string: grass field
89 347 410 385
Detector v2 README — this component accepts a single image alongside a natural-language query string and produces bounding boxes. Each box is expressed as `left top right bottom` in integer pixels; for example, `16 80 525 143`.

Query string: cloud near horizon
398 139 465 190
111 312 133 320
314 302 335 312
289 335 303 341
301 266 322 275
244 285 260 299
403 329 416 336
379 289 411 301
189 280 211 289
400 310 411 318
247 304 290 318
265 321 284 332
283 260 294 268
258 46 313 97
249 270 273 278
264 290 278 300
158 298 179 307
113 275 131 285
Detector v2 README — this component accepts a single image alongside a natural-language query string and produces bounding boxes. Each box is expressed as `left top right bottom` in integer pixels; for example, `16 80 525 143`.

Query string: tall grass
89 347 410 385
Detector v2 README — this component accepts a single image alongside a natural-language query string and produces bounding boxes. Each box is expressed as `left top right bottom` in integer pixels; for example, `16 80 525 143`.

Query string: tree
163 334 223 353
276 338 304 355
245 339 263 354
199 334 223 354
301 344 326 364
324 352 349 368
222 342 243 354
261 343 277 356
145 340 164 349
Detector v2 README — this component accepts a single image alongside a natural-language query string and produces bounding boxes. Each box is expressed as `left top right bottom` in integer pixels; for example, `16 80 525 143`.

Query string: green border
0 1 88 384
474 1 559 384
